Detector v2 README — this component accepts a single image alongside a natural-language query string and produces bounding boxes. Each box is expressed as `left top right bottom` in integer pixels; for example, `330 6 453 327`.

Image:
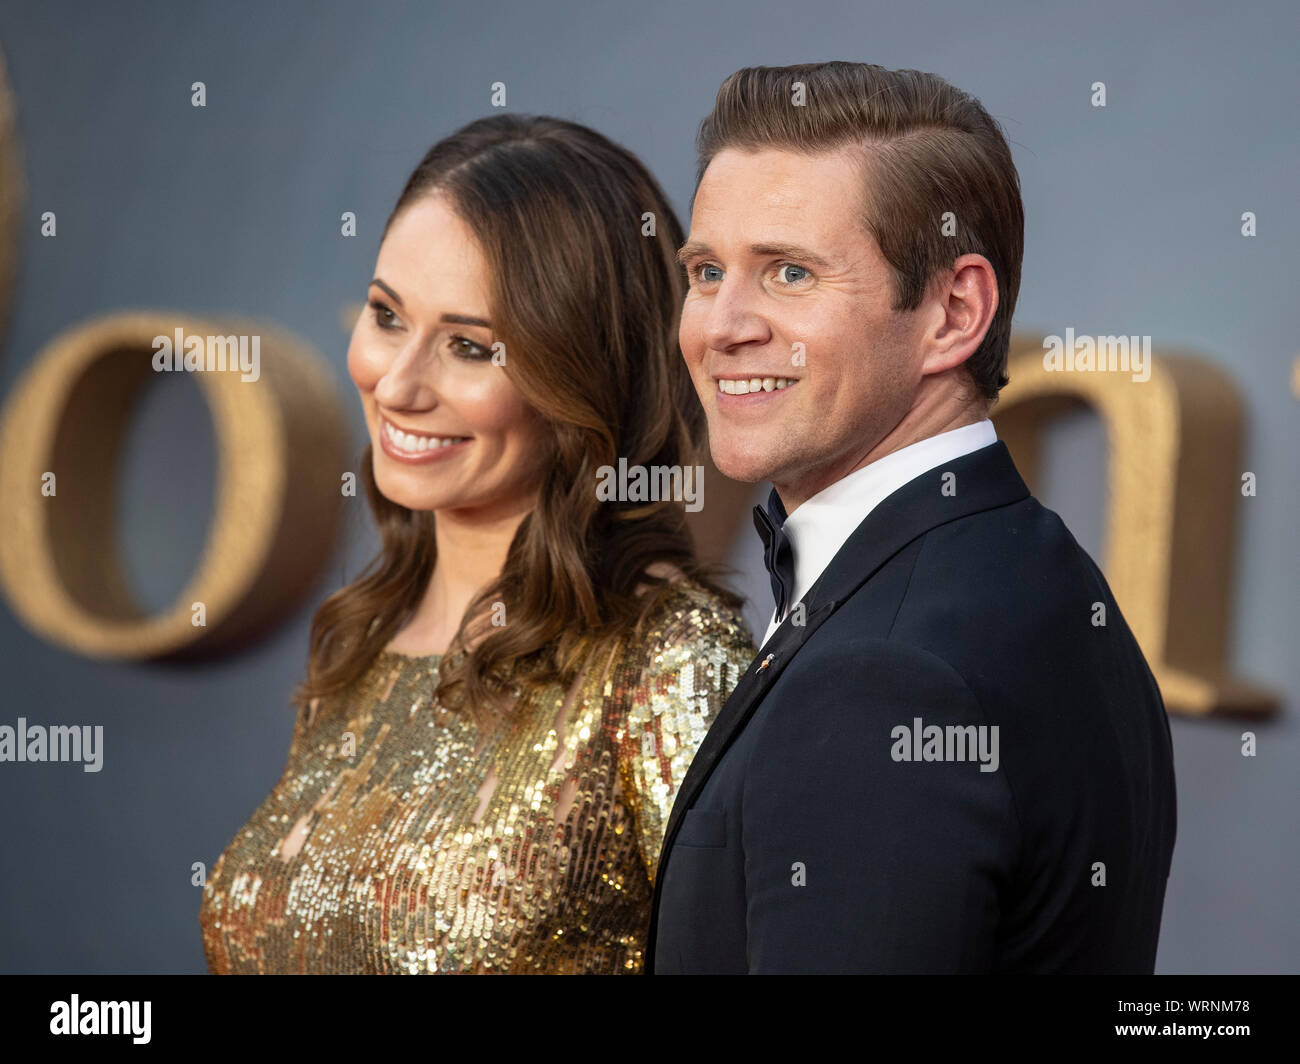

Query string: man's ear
919 254 998 377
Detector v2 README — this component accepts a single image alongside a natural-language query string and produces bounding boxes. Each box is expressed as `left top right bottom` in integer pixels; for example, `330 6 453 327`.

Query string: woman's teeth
384 422 469 452
717 377 798 395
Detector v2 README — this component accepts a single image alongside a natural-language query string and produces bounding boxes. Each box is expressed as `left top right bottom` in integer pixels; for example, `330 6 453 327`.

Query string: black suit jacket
647 441 1177 973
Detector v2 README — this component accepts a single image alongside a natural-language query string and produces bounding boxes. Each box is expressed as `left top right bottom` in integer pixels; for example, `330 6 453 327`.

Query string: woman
198 115 757 974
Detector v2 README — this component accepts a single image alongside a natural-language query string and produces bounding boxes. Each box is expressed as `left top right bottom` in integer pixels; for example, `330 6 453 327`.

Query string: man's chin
707 445 783 486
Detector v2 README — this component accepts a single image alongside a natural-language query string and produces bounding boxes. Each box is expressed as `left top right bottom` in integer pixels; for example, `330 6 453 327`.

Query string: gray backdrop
0 0 1295 974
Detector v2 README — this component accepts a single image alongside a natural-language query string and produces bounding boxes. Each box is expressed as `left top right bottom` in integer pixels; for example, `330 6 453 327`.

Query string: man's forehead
689 147 868 252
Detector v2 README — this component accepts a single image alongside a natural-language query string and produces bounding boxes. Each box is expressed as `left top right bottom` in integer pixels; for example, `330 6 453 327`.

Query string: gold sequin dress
198 582 756 974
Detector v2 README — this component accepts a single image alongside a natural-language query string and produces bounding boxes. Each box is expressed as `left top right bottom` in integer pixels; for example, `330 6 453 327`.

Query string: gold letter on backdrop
994 333 1277 716
0 312 349 659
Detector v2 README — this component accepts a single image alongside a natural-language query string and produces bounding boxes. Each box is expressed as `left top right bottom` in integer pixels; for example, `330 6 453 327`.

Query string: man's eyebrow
369 279 490 327
749 242 834 269
675 242 710 266
674 242 834 270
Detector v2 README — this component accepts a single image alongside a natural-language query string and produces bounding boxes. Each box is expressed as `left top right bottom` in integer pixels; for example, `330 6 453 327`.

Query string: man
647 61 1177 973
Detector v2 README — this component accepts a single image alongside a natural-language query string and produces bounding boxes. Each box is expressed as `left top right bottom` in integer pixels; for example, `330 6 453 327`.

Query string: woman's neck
389 499 533 657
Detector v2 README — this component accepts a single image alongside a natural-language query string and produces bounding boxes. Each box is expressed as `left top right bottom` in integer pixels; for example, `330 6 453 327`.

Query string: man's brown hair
694 61 1024 401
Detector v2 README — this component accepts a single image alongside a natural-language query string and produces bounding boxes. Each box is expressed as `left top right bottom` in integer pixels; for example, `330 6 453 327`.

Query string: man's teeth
717 377 798 395
384 422 469 452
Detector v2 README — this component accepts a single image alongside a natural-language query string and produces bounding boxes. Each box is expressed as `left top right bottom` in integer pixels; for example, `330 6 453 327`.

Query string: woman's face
347 193 551 519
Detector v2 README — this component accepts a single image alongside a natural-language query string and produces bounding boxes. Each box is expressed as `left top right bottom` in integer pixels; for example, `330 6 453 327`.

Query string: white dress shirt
760 419 998 647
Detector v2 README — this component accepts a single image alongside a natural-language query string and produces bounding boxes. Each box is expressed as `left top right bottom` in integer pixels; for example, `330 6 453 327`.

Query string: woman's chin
373 471 451 512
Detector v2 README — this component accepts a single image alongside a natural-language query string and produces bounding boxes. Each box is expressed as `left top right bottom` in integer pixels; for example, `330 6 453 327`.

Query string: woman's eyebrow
369 277 404 305
369 279 490 327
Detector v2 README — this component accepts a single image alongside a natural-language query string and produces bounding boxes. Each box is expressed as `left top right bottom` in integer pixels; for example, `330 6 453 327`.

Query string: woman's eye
777 263 810 285
369 300 397 330
450 336 492 361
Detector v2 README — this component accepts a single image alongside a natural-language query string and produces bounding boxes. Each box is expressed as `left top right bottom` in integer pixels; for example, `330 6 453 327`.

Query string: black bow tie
752 486 795 621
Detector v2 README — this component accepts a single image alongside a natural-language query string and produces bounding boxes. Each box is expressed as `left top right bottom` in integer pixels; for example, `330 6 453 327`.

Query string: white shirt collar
761 419 998 646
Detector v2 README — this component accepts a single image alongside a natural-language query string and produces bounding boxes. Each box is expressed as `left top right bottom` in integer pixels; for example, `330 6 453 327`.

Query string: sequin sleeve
611 587 757 887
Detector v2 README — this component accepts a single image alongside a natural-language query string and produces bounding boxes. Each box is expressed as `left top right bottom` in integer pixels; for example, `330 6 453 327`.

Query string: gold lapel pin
757 653 775 673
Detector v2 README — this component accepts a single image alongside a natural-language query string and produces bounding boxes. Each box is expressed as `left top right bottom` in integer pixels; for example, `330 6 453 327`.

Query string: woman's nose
373 342 438 410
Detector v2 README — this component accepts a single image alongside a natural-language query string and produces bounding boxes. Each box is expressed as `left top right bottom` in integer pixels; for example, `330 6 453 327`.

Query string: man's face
678 146 929 508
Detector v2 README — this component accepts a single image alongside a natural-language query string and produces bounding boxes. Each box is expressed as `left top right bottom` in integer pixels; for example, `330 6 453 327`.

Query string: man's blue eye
700 265 723 283
779 264 809 284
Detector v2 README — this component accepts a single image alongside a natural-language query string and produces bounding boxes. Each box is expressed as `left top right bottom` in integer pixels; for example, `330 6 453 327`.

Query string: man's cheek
679 302 706 350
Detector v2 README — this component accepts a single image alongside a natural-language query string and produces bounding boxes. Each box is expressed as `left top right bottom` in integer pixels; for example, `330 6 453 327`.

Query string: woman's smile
379 415 473 464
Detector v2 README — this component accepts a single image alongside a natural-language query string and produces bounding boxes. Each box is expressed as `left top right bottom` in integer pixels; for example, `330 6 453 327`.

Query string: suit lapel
645 441 1029 970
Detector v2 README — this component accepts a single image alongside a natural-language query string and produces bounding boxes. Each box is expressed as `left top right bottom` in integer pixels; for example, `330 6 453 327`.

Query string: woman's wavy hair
291 114 741 728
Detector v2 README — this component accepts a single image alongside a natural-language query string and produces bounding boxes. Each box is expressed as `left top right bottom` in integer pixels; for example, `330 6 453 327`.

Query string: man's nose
699 275 771 352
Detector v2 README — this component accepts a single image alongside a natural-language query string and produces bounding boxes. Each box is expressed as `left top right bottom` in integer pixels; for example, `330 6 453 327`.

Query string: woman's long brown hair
291 114 742 728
